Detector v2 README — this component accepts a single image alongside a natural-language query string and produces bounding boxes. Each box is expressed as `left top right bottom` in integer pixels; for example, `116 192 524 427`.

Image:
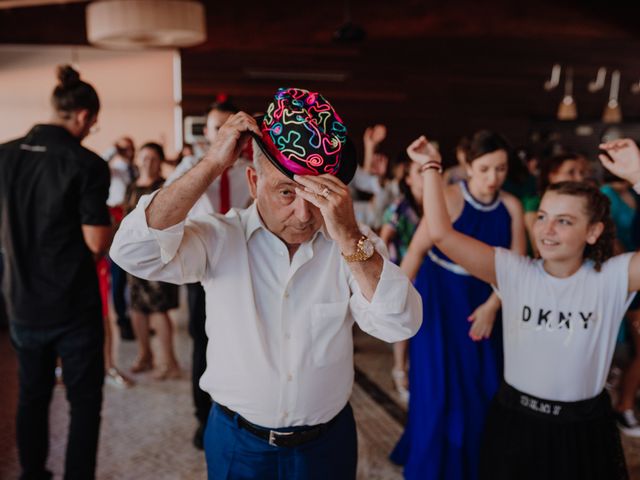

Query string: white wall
0 45 178 157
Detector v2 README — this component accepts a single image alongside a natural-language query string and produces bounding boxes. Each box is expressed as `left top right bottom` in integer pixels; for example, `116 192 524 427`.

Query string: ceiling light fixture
86 0 206 49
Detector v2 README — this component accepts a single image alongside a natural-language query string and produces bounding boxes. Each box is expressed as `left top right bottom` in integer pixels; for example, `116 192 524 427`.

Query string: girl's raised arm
600 138 640 292
400 219 432 281
410 136 497 285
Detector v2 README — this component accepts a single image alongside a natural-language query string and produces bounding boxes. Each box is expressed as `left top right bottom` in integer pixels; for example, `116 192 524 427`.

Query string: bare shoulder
500 191 524 216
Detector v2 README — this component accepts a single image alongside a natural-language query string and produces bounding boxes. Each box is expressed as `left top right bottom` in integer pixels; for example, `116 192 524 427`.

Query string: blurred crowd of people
3 63 640 480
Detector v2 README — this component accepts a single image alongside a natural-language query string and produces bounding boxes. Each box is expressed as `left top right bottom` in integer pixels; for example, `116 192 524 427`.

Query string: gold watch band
341 235 374 262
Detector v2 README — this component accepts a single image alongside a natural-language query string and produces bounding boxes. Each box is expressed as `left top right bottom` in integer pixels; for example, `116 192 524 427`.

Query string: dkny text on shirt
521 306 595 330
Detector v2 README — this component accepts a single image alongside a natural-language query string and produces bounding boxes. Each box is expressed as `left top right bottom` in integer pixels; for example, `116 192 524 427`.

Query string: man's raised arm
110 113 260 284
146 112 260 230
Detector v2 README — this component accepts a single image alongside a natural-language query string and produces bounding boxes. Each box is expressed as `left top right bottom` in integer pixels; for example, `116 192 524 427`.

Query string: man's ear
246 165 258 200
76 108 90 126
586 221 604 245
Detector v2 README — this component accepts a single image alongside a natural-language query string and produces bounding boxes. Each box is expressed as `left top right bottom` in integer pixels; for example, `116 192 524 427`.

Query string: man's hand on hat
293 174 361 248
203 112 261 171
407 135 441 166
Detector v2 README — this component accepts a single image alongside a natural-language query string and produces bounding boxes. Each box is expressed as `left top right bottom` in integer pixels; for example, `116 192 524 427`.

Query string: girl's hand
407 136 441 166
364 124 387 148
599 139 640 185
468 301 499 341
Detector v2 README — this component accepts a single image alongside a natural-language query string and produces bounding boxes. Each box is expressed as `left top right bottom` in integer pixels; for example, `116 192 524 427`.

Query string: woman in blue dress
391 130 526 480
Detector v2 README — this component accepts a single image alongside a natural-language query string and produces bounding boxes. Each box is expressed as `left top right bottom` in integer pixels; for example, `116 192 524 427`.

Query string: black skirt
128 275 179 314
479 382 628 480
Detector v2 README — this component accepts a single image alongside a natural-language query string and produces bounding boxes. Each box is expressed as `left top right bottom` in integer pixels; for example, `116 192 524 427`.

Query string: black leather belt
217 404 341 448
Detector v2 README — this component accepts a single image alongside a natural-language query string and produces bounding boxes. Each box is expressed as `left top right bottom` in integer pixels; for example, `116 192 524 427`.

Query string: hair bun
57 65 81 88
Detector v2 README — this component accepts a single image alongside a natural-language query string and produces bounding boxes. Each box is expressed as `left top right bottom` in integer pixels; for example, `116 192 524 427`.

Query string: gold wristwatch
342 235 375 262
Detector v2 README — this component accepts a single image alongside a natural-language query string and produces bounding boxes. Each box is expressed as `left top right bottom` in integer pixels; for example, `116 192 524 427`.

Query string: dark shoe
19 469 53 480
119 322 135 341
193 423 205 450
615 409 640 437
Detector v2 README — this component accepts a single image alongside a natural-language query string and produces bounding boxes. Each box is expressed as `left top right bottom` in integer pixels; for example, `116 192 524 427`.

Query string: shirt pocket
311 300 351 367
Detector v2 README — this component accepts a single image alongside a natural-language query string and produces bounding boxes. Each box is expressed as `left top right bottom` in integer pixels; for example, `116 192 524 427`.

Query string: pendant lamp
86 0 206 49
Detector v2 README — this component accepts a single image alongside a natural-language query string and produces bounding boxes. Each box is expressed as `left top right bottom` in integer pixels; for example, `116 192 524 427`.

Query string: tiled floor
2 291 640 479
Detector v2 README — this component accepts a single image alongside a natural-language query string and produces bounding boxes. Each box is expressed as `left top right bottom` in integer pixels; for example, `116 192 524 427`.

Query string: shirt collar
25 124 79 145
245 202 264 239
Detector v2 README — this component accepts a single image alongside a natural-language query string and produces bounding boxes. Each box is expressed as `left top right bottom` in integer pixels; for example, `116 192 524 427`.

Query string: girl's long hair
396 151 422 216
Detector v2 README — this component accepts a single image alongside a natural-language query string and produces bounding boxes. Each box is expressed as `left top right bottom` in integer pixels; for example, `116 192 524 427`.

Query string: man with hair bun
0 65 111 480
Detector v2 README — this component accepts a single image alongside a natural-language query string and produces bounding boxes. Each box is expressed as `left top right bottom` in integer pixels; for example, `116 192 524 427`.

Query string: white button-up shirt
110 194 422 428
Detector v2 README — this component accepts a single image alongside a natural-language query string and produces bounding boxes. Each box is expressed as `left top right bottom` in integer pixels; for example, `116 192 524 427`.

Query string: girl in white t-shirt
409 135 640 480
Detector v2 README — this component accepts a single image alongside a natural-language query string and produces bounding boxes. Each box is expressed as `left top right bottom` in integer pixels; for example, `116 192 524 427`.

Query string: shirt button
284 333 291 340
283 291 289 298
287 373 293 381
283 411 289 418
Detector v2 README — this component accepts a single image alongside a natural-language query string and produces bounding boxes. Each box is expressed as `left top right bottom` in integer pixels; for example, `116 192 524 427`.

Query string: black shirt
0 125 110 327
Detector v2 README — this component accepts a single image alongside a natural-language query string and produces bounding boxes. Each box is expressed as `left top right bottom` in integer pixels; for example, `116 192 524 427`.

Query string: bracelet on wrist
419 160 441 168
419 162 443 174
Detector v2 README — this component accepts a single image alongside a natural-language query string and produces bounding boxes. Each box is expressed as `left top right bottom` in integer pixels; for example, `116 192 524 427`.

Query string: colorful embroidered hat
252 87 357 184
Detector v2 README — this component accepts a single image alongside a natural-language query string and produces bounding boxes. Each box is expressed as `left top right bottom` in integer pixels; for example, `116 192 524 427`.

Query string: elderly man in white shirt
111 88 421 480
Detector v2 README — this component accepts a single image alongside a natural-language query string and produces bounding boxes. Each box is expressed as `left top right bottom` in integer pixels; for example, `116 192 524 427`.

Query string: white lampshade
86 0 206 49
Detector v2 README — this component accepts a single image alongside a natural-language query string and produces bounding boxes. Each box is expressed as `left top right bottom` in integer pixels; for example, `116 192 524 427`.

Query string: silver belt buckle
268 430 294 447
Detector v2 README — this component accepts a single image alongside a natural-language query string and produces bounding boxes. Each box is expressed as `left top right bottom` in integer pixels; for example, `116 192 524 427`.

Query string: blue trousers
204 403 357 480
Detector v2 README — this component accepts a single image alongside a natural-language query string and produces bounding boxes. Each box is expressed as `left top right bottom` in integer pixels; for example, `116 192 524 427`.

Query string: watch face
361 238 375 257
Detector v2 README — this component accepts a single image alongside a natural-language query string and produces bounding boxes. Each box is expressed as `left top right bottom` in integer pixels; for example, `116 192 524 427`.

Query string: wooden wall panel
4 1 640 162
181 35 640 162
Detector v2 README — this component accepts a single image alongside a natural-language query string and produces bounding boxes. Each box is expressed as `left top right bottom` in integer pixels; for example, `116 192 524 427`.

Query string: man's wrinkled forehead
263 162 298 190
254 147 295 183
271 177 298 190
